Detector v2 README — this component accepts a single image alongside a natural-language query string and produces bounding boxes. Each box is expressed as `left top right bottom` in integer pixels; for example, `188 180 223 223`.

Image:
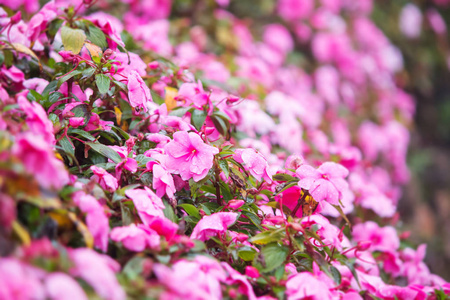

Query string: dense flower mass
0 0 449 299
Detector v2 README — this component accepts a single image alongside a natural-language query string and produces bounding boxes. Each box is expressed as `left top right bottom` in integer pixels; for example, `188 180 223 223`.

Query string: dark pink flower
164 131 219 182
296 162 349 205
191 212 238 241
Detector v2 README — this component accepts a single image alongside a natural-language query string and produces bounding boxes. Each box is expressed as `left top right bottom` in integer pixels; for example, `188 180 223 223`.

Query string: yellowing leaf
48 211 73 230
61 26 86 55
12 220 31 246
114 106 122 125
12 43 42 70
68 212 94 248
164 86 178 111
85 42 102 59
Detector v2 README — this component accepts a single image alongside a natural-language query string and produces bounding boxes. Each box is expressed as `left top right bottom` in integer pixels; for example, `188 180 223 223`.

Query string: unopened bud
10 11 21 24
245 266 260 278
357 241 371 251
227 199 244 210
103 49 114 59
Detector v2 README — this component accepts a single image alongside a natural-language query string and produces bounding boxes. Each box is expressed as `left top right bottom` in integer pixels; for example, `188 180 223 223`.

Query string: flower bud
245 266 260 278
227 199 244 210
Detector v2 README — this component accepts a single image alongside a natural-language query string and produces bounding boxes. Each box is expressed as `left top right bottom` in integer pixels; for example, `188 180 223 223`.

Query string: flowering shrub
0 0 449 299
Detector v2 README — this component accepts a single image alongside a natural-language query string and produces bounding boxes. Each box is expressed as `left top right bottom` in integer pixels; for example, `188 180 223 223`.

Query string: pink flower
427 9 447 35
245 266 260 278
352 221 400 252
90 166 118 192
151 163 176 198
110 224 161 251
191 212 238 241
164 131 219 182
277 0 314 21
12 133 69 190
233 148 273 183
127 70 152 112
296 162 349 205
153 256 225 300
45 272 88 300
286 271 333 300
70 248 125 300
146 216 179 243
177 81 210 108
18 95 55 144
72 191 109 252
125 187 165 224
0 258 45 300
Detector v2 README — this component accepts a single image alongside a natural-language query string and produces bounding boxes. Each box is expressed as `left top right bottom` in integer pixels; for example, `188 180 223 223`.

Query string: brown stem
291 191 308 217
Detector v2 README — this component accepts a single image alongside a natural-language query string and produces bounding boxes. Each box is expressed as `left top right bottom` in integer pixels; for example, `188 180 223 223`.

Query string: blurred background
370 1 450 281
172 0 450 279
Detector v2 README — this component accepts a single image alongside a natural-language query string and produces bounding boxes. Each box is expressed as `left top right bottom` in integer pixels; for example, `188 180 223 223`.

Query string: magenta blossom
110 224 161 252
352 221 400 253
125 187 165 224
127 70 152 112
45 272 88 300
150 163 176 199
191 212 238 241
296 162 349 205
164 131 219 182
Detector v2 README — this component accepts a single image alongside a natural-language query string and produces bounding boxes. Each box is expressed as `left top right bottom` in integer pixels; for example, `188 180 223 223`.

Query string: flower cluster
0 0 449 299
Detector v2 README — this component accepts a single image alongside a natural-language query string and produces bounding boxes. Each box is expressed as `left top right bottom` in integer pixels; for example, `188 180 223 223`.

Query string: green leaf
81 67 96 79
191 109 207 131
60 26 86 54
46 18 64 42
26 90 42 102
272 173 299 182
67 128 96 141
87 25 107 49
260 243 289 273
178 203 201 219
330 266 342 285
163 200 177 223
86 142 122 163
218 159 230 178
250 228 285 245
95 74 111 94
242 211 263 230
120 202 134 226
238 246 257 261
211 114 229 136
59 136 75 165
42 81 58 100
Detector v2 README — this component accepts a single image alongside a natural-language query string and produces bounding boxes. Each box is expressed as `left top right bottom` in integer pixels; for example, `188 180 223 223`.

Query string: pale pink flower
125 187 165 224
233 148 273 183
12 133 69 190
127 70 152 112
45 272 88 300
191 212 238 241
90 166 118 192
296 162 349 205
399 4 422 39
70 248 125 300
110 224 161 251
164 131 219 182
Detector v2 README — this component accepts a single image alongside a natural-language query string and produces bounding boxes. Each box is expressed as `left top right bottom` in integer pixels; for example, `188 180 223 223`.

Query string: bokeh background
171 0 450 279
